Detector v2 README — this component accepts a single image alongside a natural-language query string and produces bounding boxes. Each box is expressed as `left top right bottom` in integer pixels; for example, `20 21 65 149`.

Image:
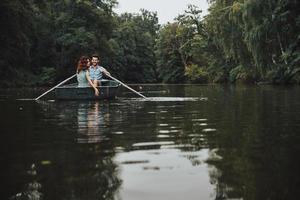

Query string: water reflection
1 85 300 200
202 85 300 200
77 102 110 143
53 101 122 200
112 95 218 199
10 164 43 200
1 100 122 200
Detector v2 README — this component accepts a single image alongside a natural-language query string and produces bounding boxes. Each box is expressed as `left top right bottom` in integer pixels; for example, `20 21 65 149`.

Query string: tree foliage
107 10 159 83
204 0 300 83
0 0 300 86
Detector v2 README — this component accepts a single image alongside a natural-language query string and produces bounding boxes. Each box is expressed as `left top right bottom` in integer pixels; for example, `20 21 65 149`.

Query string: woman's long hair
77 56 89 73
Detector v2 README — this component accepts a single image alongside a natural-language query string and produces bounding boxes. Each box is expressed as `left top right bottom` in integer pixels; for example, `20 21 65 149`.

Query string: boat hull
55 80 120 100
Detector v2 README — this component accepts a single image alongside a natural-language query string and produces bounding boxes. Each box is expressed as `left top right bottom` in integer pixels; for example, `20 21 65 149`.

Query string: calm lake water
1 85 300 200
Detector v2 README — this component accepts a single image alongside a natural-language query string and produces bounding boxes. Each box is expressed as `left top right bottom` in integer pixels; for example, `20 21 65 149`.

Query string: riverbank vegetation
1 0 299 87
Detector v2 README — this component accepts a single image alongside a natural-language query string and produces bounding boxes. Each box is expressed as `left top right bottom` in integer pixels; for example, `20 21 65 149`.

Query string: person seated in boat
77 56 99 96
89 54 111 88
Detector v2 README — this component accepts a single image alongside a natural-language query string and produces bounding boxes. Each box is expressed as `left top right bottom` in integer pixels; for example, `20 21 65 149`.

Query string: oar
35 74 77 100
105 74 147 99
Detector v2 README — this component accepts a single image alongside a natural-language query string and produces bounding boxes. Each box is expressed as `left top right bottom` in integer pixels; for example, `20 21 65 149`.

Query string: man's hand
94 88 99 96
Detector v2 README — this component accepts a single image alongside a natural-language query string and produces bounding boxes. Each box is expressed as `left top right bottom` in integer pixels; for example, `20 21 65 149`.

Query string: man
89 54 111 87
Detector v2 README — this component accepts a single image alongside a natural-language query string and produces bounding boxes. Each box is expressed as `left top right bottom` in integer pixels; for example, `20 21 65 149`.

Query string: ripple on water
193 123 208 126
188 134 205 137
157 135 172 138
113 131 124 135
159 124 169 127
191 138 205 143
77 137 103 144
192 119 208 122
173 116 184 119
160 110 168 113
170 129 182 133
128 97 203 102
160 144 196 150
142 166 160 171
132 141 175 147
146 97 200 102
202 128 217 132
115 146 125 152
170 126 179 129
120 160 149 165
158 130 171 134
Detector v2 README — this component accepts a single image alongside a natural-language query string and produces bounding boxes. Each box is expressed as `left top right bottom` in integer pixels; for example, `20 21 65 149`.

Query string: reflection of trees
7 101 122 200
135 85 300 199
54 150 121 200
22 144 122 200
10 164 43 200
33 85 300 200
50 101 121 200
6 85 300 200
203 85 300 200
47 101 122 200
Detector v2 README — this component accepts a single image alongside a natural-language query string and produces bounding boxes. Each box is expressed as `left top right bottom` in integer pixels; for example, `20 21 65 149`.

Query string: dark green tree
108 10 159 83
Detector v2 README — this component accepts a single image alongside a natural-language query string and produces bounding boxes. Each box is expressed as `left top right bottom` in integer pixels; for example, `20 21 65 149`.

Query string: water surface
1 85 300 200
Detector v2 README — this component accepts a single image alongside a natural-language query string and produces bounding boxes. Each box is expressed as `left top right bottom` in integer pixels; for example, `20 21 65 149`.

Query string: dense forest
0 0 300 87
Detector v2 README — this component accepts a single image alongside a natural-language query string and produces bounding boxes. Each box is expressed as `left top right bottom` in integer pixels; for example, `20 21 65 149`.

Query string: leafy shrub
229 65 255 83
185 64 209 83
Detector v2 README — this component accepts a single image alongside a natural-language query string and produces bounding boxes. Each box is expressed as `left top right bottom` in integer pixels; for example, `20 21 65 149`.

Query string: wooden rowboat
55 79 120 100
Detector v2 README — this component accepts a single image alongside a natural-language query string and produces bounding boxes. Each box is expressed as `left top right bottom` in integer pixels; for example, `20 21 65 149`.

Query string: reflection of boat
55 80 120 100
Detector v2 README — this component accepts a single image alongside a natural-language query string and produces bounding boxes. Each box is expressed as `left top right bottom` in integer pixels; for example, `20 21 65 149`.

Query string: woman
77 56 99 96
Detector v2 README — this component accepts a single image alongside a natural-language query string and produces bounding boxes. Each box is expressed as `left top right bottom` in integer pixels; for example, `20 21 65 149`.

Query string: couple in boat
76 54 110 96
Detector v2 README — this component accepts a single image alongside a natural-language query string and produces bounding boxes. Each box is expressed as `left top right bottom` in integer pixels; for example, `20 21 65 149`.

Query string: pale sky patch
114 0 209 24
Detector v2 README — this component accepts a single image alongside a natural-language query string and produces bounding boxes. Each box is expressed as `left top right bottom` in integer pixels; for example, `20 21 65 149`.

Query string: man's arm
100 67 110 76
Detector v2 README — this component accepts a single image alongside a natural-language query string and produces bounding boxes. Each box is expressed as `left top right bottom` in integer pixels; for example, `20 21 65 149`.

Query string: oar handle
106 74 147 99
35 74 77 100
